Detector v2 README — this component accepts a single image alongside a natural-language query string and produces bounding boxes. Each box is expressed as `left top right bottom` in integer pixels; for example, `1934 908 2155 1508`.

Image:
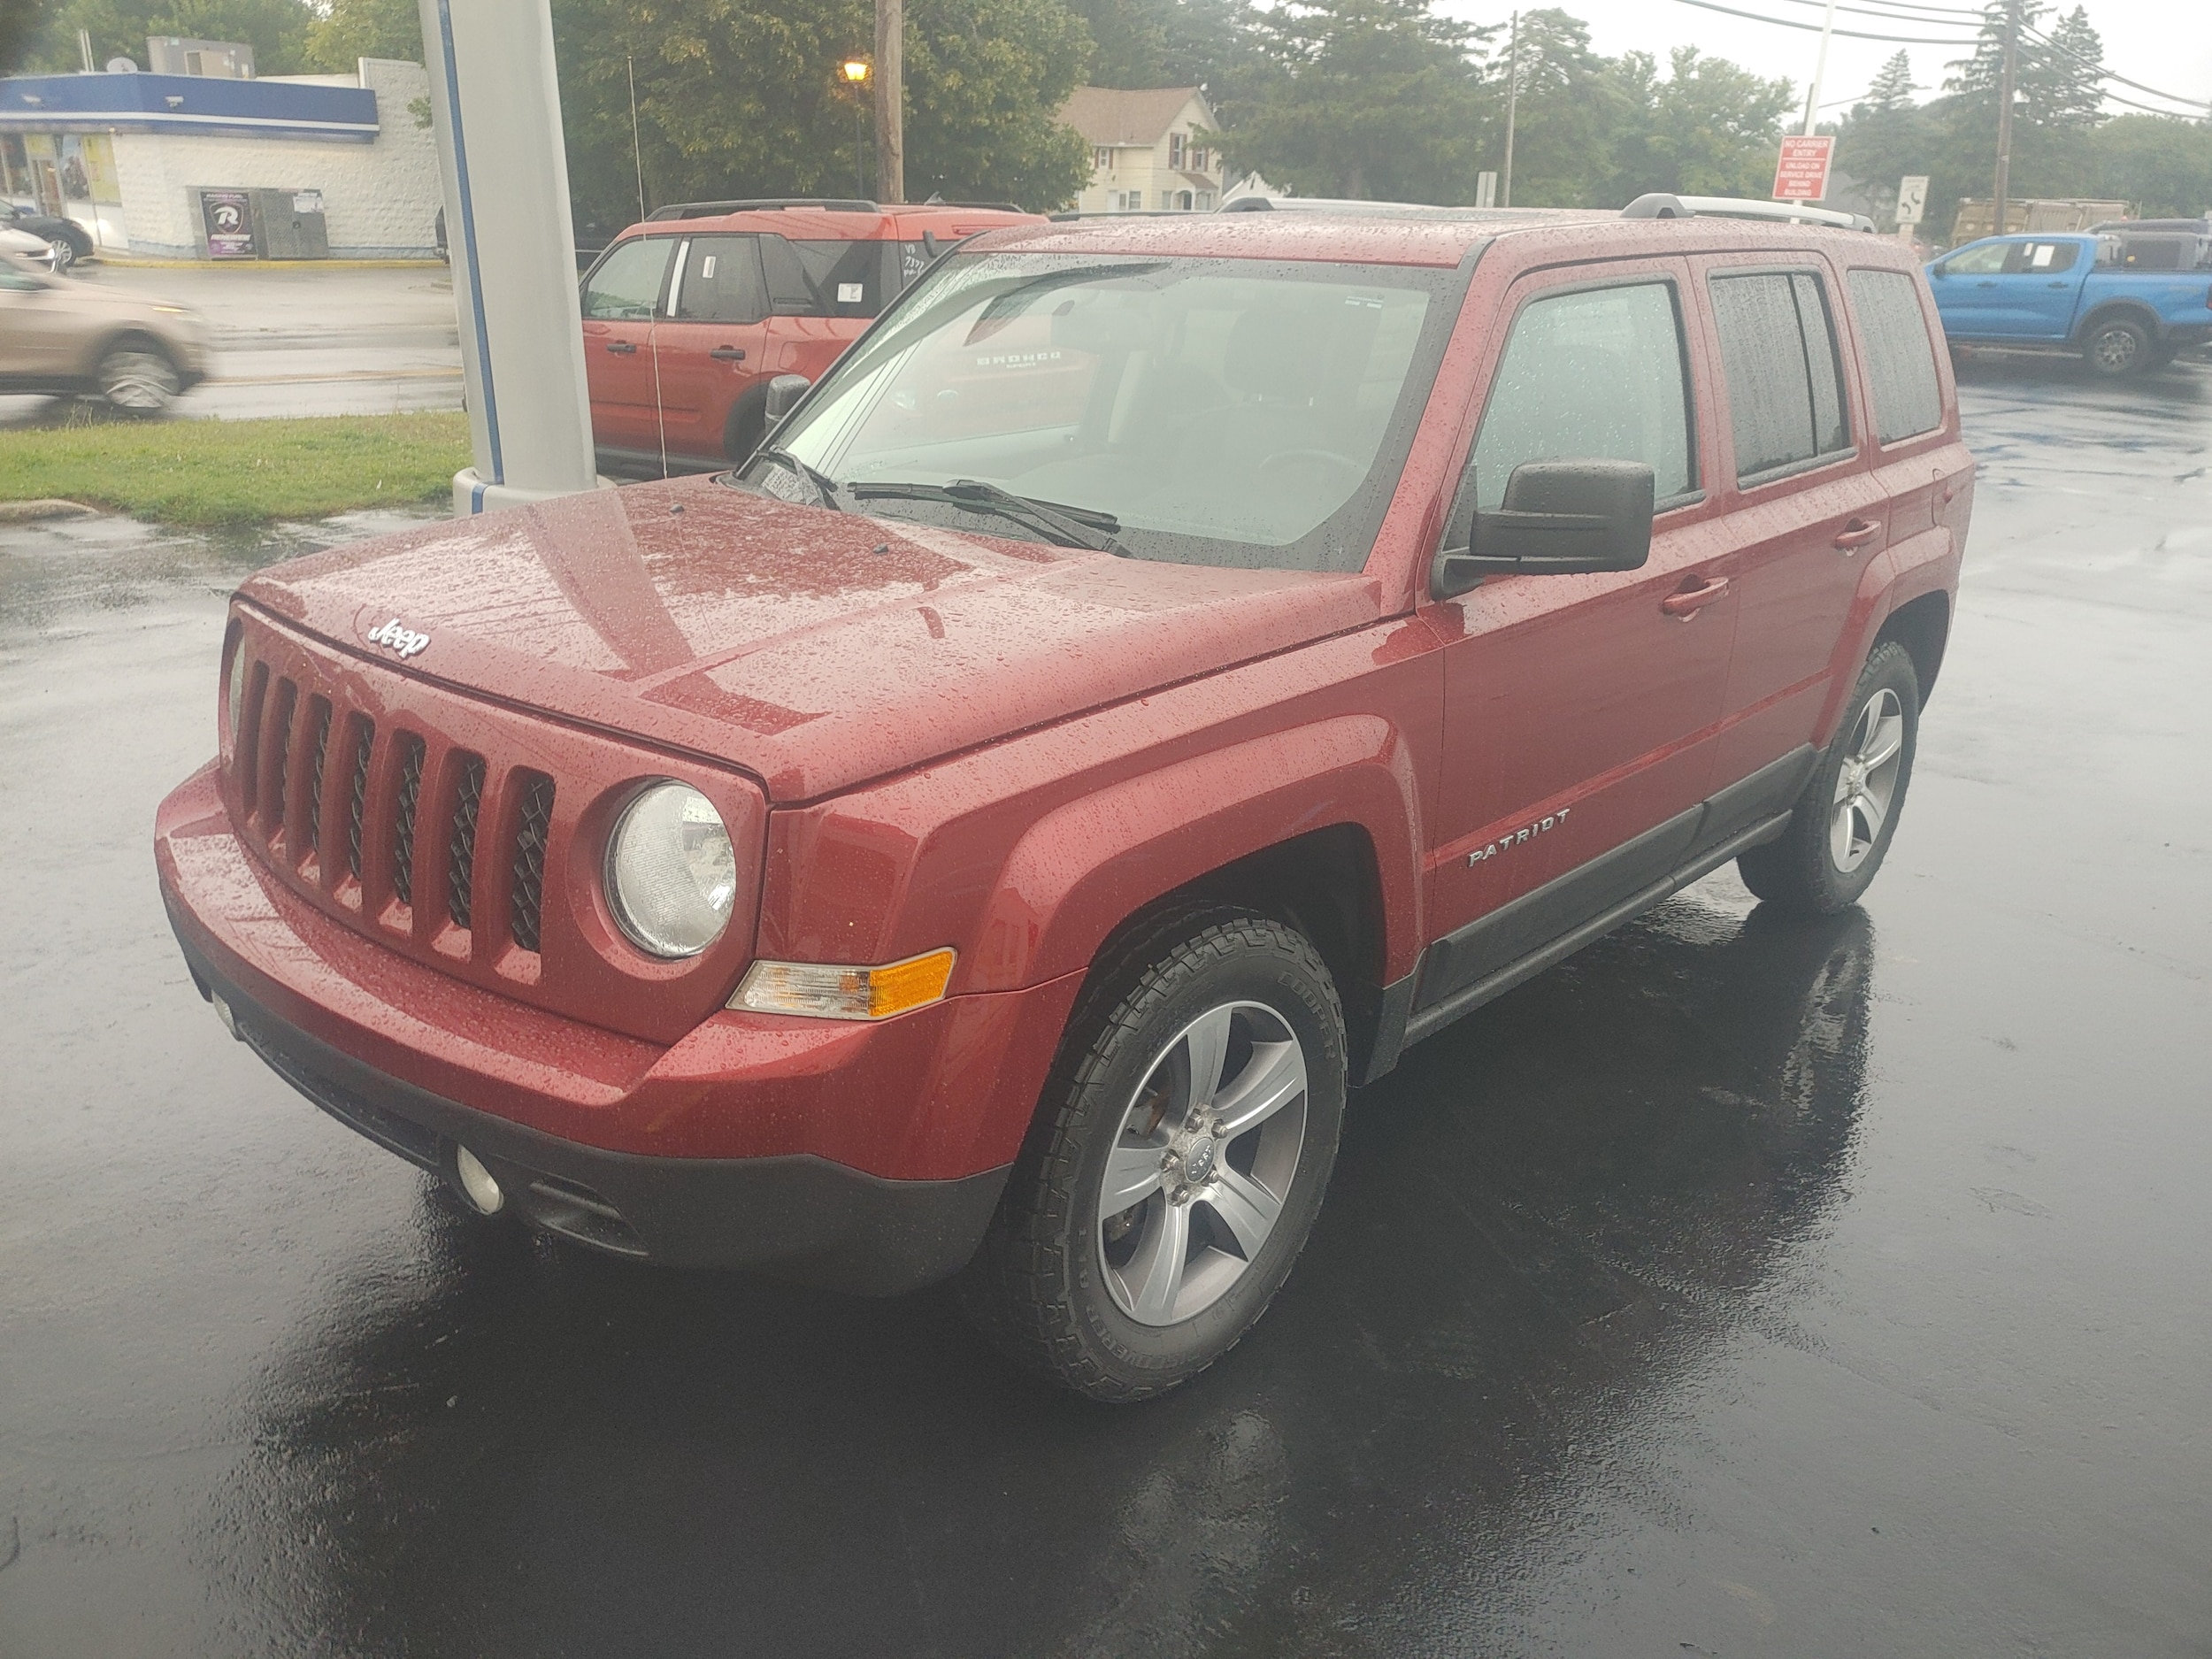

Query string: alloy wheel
2093 326 2139 373
1095 1000 1309 1326
1830 687 1906 873
46 237 74 273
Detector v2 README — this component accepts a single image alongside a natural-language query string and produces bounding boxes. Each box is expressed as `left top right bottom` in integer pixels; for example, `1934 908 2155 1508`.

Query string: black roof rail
644 198 878 220
922 201 1026 214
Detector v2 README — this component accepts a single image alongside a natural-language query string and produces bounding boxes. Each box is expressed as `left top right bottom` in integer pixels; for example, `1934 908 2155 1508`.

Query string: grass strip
0 411 471 526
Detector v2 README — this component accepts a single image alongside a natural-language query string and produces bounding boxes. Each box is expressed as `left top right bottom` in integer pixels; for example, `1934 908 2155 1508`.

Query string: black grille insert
345 718 374 881
391 735 426 907
509 772 555 953
303 697 332 859
237 660 269 811
447 754 486 929
265 679 297 832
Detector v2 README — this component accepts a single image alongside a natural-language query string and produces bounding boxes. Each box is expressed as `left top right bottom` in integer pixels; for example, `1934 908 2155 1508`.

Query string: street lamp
841 58 872 198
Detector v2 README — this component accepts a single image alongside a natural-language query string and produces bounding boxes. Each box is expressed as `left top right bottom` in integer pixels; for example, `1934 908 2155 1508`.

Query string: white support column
416 0 602 516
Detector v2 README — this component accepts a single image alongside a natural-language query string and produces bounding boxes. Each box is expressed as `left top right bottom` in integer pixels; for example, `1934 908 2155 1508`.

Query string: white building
0 56 442 259
1061 87 1224 214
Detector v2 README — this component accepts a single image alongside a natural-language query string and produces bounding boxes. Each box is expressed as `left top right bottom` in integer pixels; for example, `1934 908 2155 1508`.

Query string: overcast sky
1432 0 2212 127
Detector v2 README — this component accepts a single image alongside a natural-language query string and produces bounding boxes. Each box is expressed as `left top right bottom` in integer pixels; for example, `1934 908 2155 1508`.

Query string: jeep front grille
391 735 425 908
509 772 555 954
446 754 485 930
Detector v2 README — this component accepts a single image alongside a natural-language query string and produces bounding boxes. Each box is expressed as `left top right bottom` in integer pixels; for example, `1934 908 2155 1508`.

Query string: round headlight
224 640 248 746
604 781 738 958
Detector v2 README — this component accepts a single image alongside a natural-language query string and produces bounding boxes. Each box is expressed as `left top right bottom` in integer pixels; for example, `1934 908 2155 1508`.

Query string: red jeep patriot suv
158 207 1971 1400
580 197 1041 476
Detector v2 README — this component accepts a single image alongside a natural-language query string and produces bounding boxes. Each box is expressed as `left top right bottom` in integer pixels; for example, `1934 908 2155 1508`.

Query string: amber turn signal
732 948 956 1021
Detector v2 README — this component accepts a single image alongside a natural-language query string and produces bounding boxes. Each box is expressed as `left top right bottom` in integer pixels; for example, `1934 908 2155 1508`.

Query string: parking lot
0 354 2207 1655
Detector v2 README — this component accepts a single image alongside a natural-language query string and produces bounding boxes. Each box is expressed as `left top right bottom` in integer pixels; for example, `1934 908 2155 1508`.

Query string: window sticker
2032 243 2055 268
839 282 864 303
702 255 718 279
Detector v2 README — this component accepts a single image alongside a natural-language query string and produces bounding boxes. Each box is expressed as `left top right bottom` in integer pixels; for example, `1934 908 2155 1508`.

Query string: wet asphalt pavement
2 357 2208 1656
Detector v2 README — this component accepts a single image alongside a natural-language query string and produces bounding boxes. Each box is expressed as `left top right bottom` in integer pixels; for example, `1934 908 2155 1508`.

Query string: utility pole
876 0 904 204
1501 11 1519 210
1801 0 1838 134
1993 0 2019 235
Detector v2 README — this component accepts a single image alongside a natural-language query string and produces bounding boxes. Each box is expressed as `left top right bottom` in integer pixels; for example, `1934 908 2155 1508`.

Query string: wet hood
240 476 1386 802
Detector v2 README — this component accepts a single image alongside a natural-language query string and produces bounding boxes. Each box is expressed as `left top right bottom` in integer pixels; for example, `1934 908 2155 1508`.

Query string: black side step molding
1399 810 1793 1051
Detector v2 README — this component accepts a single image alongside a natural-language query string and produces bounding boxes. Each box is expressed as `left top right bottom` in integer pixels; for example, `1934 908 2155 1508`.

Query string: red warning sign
1772 134 1835 203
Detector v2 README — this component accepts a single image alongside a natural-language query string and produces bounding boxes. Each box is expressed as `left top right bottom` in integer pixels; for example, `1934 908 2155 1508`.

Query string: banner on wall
200 189 257 258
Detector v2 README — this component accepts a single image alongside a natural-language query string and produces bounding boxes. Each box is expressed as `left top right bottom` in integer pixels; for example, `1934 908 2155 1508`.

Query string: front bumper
157 763 1084 1294
175 929 1004 1293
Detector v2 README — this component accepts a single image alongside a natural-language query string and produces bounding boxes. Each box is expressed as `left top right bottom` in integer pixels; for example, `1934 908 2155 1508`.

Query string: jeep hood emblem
365 618 430 659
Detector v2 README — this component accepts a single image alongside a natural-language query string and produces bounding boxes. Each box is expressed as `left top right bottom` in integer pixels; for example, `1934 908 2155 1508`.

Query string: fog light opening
454 1145 504 1215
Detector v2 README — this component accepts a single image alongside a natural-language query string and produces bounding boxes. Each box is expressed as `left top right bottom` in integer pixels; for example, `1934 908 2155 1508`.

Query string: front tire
959 910 1347 1402
1738 641 1920 916
2084 318 2149 377
46 236 76 273
96 340 181 414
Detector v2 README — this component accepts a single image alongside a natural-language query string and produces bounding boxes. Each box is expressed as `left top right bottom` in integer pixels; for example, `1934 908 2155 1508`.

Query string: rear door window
2006 240 2079 273
1471 280 1696 511
1709 270 1854 482
670 234 768 323
582 237 673 319
1939 242 2011 277
760 235 896 317
1846 269 1943 444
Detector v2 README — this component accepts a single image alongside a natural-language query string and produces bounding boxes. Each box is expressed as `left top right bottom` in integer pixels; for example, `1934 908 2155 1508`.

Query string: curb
94 257 448 272
0 499 101 523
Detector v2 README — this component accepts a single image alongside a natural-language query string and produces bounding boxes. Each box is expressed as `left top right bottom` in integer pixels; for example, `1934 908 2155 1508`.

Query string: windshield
732 250 1465 572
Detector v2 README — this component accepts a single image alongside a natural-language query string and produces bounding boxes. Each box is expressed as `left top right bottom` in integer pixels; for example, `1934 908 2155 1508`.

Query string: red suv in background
161 207 1971 1402
580 197 1043 474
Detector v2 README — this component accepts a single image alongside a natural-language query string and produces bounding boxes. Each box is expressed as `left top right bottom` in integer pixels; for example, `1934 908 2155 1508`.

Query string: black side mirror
1431 460 1655 600
764 373 811 424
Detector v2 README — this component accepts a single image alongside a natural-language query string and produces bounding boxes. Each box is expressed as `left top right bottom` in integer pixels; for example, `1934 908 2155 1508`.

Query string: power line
1753 0 1988 20
1667 0 1980 46
2015 19 2209 115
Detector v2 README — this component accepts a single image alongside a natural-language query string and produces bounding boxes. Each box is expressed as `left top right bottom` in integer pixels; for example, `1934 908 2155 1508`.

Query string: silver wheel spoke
1831 796 1858 866
1855 787 1887 841
1202 1167 1282 1259
1180 1005 1236 1113
1210 1039 1304 1137
1100 1142 1165 1215
1127 1196 1191 1323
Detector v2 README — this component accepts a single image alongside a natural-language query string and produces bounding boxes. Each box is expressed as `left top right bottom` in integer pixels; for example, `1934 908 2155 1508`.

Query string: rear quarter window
1847 269 1944 446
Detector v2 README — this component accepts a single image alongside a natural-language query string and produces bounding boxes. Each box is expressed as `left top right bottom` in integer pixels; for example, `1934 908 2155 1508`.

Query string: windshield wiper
740 445 841 509
849 479 1124 552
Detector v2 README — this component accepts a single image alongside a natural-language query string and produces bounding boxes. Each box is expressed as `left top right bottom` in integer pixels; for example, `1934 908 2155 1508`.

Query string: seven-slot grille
230 649 556 962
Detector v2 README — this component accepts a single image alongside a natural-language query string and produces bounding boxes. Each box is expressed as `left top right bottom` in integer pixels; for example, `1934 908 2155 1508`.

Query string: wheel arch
965 714 1425 1078
2074 300 2160 346
81 326 173 380
1873 589 1950 709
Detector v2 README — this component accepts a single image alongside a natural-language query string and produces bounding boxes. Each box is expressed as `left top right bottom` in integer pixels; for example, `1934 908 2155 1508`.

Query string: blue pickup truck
1928 233 2212 376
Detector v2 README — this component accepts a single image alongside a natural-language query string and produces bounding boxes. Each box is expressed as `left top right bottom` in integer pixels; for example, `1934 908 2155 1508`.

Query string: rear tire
2083 317 2149 378
1738 641 1920 916
958 909 1346 1402
96 339 180 415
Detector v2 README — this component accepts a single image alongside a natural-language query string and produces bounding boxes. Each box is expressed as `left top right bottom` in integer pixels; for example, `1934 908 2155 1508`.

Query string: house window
1175 190 1194 211
1189 145 1209 173
1094 147 1110 172
1198 190 1214 210
1169 134 1185 169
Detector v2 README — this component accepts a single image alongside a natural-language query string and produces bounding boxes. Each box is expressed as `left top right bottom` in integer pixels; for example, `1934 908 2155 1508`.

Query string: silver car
0 253 208 412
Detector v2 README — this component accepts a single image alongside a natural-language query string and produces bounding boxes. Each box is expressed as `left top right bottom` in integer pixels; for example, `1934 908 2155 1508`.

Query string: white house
1061 87 1224 214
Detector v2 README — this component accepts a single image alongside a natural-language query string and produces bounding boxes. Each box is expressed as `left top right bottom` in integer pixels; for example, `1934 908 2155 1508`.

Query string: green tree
303 0 419 71
1493 9 1627 207
1611 44 1793 200
3 0 41 72
2085 113 2212 218
1209 0 1494 202
19 0 314 73
1863 49 1916 115
2038 4 2104 128
557 0 1093 235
